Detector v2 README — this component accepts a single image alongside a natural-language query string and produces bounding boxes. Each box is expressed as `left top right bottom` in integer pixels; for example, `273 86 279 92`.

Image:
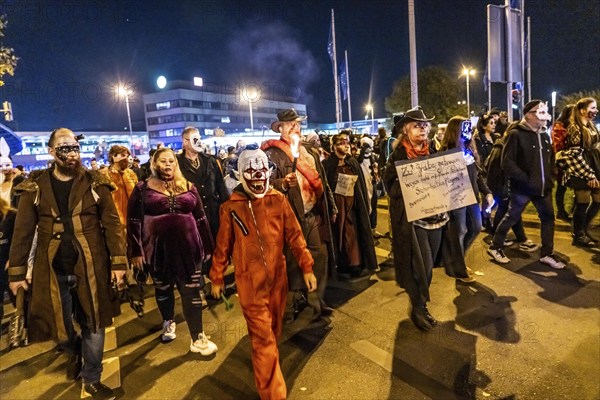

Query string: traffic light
511 89 521 105
2 101 12 122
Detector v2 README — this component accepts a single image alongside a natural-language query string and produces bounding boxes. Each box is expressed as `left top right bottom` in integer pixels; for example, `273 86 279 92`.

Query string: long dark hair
556 104 575 127
569 97 598 148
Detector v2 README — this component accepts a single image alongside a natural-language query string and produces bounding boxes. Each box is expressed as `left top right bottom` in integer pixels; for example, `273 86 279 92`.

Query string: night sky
1 0 598 132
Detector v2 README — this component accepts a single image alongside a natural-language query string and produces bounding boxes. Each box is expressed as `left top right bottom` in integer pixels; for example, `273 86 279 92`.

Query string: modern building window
156 101 171 110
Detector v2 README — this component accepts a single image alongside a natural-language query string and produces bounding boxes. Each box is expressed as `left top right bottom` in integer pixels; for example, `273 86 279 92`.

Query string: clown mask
238 147 270 199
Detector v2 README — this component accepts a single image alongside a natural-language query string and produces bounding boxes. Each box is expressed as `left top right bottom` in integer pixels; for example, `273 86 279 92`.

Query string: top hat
271 108 307 132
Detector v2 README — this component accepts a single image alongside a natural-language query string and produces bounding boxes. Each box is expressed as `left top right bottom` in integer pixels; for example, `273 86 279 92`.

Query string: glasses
529 109 548 115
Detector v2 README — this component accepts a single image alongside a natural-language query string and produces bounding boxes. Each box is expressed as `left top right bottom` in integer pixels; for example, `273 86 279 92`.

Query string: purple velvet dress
127 182 214 283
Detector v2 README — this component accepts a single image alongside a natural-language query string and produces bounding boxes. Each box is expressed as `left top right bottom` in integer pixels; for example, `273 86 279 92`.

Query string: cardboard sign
335 173 358 197
395 148 477 222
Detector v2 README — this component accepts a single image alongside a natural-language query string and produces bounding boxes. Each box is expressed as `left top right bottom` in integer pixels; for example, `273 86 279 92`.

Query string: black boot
572 203 588 246
584 202 600 240
410 305 433 331
423 306 438 326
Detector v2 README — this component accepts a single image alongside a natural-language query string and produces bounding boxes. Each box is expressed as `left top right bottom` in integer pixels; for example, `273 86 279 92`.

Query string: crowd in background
0 96 598 399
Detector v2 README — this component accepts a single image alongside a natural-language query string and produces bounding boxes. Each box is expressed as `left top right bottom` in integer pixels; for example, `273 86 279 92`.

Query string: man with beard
106 145 138 226
261 109 337 322
177 127 229 274
9 128 127 400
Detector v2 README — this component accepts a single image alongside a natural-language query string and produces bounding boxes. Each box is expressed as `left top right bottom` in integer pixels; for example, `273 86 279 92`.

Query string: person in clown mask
210 144 316 400
488 100 566 269
106 145 138 226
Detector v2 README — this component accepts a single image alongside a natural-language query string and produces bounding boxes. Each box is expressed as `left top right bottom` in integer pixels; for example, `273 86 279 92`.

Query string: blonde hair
150 148 188 193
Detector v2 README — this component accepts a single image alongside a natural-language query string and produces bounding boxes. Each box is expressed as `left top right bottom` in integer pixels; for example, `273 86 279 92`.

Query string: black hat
271 108 307 132
394 106 434 133
523 99 544 115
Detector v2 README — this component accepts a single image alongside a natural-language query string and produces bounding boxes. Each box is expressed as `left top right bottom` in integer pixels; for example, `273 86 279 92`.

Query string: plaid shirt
556 147 596 184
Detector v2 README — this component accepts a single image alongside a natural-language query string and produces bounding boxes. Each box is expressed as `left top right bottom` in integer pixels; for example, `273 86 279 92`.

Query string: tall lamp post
366 104 374 134
117 85 134 153
243 86 260 134
462 68 475 117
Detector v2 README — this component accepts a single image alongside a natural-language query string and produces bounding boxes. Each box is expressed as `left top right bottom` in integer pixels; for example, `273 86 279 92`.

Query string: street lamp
365 104 374 134
242 86 260 134
116 84 134 153
462 68 475 117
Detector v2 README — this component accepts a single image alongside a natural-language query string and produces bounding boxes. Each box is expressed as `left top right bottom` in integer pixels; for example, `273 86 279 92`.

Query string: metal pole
345 50 352 125
466 74 471 117
408 0 418 107
527 16 531 102
125 93 134 153
505 1 513 122
371 108 375 134
248 100 254 134
331 9 341 128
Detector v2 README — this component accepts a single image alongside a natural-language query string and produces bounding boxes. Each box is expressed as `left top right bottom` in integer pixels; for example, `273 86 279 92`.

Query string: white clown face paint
189 132 204 153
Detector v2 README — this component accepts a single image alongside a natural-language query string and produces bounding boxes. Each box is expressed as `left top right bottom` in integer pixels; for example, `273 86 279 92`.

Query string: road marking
349 339 394 373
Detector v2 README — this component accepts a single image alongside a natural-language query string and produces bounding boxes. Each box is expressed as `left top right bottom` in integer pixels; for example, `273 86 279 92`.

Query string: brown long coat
8 168 127 343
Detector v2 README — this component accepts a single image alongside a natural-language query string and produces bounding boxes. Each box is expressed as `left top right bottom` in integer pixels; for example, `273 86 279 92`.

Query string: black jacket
502 121 554 197
177 153 229 238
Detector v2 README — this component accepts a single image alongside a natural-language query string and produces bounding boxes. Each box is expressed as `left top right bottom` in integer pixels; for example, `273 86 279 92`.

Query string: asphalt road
1 205 598 400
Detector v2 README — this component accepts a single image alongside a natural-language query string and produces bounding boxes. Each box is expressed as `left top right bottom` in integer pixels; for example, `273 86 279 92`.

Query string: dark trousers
492 192 555 257
493 197 528 242
153 274 205 339
57 275 105 384
412 226 442 306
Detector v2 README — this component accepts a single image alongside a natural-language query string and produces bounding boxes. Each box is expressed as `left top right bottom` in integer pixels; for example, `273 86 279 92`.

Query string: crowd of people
0 96 598 399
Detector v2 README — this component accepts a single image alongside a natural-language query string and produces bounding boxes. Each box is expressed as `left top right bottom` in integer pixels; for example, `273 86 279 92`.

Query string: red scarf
262 139 324 197
402 138 430 159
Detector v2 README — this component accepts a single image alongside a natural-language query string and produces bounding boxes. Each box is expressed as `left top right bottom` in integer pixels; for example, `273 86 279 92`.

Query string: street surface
1 202 599 400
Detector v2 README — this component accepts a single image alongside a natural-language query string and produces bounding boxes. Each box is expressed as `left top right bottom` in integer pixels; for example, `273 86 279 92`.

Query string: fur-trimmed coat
8 167 127 343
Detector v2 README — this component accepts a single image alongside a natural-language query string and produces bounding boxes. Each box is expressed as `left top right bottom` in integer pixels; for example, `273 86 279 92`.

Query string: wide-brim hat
394 106 435 133
271 108 307 132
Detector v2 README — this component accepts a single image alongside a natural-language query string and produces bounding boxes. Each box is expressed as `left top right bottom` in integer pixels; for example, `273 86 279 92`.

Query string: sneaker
190 332 218 355
572 234 598 248
487 247 511 264
161 320 176 342
83 382 116 400
540 254 566 270
503 239 515 246
518 240 539 252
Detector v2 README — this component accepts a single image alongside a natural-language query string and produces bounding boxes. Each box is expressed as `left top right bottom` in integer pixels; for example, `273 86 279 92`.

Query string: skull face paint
189 132 204 153
54 145 81 162
238 148 270 199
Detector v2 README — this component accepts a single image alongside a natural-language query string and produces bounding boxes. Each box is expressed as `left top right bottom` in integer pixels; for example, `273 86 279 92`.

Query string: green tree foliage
385 66 472 124
0 15 18 87
556 89 600 113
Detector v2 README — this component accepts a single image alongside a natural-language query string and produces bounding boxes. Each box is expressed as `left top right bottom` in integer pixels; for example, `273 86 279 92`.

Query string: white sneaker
540 254 566 270
190 332 218 355
487 247 511 264
161 320 176 342
503 239 515 246
518 240 539 252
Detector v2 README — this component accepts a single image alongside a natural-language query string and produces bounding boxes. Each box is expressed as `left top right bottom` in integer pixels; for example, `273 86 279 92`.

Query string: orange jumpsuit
210 188 314 400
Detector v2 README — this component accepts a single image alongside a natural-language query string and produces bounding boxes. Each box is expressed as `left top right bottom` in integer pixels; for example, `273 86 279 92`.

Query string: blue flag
339 60 348 100
327 26 334 66
510 0 520 9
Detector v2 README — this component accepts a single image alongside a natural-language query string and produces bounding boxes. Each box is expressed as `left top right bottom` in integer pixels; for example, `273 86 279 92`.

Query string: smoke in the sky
227 21 319 109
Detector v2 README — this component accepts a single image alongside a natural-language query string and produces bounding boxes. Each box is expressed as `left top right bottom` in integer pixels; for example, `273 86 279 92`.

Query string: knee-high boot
584 202 600 239
572 203 594 246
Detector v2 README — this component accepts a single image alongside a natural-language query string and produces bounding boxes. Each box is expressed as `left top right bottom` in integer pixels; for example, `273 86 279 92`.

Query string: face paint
54 144 80 162
534 102 552 121
189 132 203 153
117 158 130 170
460 120 473 141
238 148 270 199
586 102 598 120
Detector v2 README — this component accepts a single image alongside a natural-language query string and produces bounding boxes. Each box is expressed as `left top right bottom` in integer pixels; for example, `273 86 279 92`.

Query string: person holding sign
440 117 494 282
323 132 377 277
383 107 470 331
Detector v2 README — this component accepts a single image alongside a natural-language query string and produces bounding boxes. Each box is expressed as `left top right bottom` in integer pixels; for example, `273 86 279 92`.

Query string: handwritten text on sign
335 173 358 197
395 148 477 222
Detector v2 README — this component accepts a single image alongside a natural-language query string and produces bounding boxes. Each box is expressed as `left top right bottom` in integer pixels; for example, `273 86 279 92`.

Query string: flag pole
331 9 341 129
505 0 513 122
527 16 531 102
408 0 419 107
345 50 352 127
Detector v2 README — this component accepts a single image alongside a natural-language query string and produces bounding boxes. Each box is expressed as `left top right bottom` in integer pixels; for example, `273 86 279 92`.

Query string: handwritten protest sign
335 173 358 197
395 148 477 222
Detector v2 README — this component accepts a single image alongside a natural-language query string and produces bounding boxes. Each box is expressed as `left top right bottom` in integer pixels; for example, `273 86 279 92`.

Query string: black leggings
153 274 205 339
